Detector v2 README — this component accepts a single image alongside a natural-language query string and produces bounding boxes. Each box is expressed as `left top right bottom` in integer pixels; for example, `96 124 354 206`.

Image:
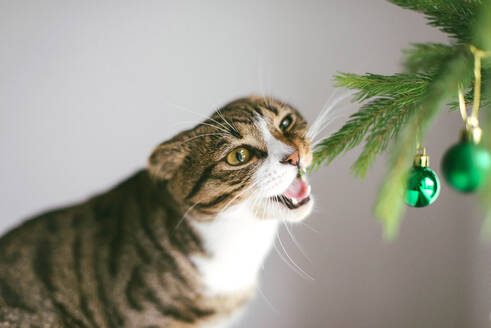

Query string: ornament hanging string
458 45 491 127
414 127 426 166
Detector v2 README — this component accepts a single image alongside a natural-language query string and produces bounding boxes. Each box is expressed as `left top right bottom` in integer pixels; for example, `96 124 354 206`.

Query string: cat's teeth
291 198 299 206
306 185 311 196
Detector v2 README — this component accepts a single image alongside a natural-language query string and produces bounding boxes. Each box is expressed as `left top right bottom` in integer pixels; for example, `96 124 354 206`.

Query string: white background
1 1 490 327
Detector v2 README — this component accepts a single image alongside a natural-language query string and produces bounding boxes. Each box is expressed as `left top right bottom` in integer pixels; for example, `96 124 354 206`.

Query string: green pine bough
311 0 491 239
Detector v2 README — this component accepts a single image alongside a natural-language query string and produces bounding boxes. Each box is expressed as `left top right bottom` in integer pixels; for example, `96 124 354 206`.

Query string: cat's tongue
282 178 310 202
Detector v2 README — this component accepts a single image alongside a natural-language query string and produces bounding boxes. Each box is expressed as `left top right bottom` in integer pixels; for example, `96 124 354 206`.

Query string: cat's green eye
279 115 293 131
226 147 251 166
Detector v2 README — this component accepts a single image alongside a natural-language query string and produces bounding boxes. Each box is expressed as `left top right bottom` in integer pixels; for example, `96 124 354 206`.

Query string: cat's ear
148 134 189 180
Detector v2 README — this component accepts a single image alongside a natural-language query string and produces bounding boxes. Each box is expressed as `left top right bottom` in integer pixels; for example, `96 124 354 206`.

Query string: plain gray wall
1 0 490 327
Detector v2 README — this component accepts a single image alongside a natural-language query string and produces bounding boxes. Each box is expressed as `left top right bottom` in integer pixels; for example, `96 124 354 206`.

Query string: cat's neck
190 205 278 296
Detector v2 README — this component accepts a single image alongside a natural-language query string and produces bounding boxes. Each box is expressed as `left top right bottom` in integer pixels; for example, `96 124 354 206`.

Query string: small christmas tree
312 0 491 239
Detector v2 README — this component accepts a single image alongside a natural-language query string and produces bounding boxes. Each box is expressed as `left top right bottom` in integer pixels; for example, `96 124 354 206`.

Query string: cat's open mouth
271 177 311 210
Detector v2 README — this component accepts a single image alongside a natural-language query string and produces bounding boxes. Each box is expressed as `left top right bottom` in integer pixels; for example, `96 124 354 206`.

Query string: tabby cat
0 96 314 328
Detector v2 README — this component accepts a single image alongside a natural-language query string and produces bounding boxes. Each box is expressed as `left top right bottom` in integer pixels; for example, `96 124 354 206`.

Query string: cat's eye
279 115 293 131
226 147 251 166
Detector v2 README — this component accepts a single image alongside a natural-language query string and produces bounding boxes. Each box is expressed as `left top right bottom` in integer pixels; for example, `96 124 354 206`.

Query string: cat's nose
281 150 300 167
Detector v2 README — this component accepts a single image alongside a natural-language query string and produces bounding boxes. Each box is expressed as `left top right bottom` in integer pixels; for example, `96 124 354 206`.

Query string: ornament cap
460 125 482 144
413 147 429 168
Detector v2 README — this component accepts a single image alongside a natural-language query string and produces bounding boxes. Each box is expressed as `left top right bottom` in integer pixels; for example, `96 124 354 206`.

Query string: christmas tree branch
312 74 431 173
311 0 490 238
375 53 473 239
388 0 479 42
403 43 457 73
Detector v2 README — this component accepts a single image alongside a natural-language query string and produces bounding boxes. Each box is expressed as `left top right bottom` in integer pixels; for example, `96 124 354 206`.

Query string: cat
0 96 314 328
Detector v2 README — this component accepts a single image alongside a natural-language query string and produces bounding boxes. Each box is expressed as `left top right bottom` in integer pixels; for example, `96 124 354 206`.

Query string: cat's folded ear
148 133 189 180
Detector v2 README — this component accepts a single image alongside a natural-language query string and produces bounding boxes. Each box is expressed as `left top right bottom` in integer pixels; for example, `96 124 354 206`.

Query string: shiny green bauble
441 142 491 193
405 166 440 207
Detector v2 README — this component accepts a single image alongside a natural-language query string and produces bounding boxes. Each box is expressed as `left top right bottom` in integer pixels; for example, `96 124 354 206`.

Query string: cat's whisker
169 121 195 129
239 174 278 218
176 133 231 147
265 69 273 107
278 97 292 114
262 195 270 220
257 62 269 100
256 64 271 107
301 221 320 234
260 197 311 278
310 112 348 146
173 201 201 232
272 234 313 281
197 121 233 135
253 189 267 220
170 120 231 136
165 101 232 133
205 117 231 134
251 190 264 217
256 285 279 315
308 111 338 143
254 187 269 220
310 103 352 141
216 180 261 216
216 108 239 135
307 90 341 141
276 231 314 281
307 90 355 142
263 95 273 110
185 179 260 227
283 221 311 262
262 195 269 220
174 119 231 135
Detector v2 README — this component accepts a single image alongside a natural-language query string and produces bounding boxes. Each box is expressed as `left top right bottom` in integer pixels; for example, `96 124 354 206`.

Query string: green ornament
405 166 440 207
441 141 491 192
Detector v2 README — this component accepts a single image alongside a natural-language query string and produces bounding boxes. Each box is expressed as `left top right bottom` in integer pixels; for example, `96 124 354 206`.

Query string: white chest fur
190 205 278 296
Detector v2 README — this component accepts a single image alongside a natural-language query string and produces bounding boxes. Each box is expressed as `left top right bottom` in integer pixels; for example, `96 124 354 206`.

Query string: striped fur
0 96 313 327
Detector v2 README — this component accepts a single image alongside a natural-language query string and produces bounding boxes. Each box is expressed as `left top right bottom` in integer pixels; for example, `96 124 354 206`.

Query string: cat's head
148 96 313 222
